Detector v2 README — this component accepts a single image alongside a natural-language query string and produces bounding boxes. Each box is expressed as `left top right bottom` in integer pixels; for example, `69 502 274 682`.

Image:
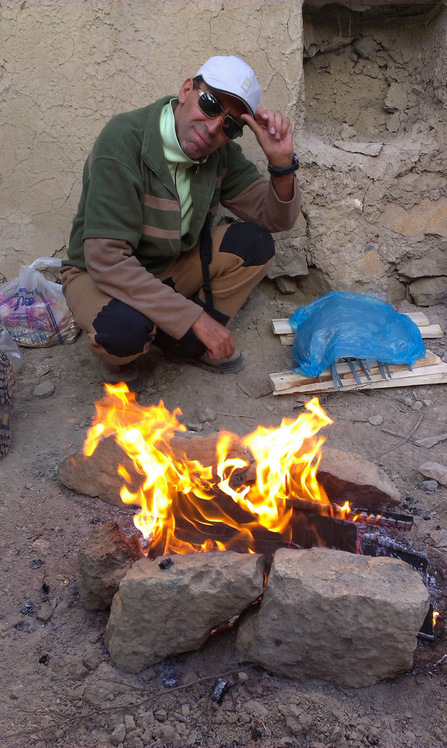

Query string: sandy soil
1 279 446 748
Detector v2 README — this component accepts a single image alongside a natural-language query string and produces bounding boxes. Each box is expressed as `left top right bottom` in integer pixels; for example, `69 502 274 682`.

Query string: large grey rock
398 247 447 279
58 432 250 507
105 551 265 673
77 522 144 610
318 446 401 509
236 547 430 688
268 235 308 280
59 435 400 512
409 277 447 306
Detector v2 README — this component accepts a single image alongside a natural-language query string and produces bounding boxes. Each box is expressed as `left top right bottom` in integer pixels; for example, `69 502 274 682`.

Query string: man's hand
192 311 236 360
242 106 294 170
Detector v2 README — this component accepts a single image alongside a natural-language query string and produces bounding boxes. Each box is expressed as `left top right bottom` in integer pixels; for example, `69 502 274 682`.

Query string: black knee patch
153 292 229 359
154 326 207 358
219 222 275 267
93 298 155 358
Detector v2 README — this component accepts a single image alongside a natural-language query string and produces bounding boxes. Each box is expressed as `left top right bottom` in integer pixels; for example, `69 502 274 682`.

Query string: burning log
59 388 402 566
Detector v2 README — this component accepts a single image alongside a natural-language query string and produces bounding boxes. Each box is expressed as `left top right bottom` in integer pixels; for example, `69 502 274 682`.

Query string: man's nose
205 116 223 136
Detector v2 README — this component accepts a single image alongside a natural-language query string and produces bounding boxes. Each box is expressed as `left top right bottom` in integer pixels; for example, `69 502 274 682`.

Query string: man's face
174 78 246 160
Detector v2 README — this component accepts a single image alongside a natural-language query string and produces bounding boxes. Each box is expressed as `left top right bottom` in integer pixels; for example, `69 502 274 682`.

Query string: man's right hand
192 311 236 360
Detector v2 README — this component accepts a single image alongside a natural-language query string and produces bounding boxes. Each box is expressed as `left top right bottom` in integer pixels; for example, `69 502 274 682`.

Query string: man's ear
178 78 194 104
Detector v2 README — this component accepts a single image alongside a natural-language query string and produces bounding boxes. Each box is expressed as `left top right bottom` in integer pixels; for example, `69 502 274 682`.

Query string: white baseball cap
195 55 261 117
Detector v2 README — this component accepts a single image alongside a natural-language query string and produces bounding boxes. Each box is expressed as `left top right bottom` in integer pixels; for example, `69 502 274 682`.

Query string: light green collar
160 99 201 166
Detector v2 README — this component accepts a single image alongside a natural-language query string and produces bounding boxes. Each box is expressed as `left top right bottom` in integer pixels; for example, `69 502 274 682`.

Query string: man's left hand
242 107 294 169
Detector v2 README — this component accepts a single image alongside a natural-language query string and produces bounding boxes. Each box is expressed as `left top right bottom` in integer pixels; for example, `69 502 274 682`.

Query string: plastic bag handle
27 257 62 272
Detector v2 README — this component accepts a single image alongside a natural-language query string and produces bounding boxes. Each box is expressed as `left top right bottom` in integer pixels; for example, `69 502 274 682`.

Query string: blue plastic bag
290 291 426 377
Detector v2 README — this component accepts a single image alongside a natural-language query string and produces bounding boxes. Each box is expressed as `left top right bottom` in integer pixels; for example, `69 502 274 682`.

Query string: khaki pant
63 223 273 365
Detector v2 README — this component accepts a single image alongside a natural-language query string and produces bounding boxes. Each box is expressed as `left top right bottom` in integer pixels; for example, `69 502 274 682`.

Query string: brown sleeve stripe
142 224 181 240
143 194 179 210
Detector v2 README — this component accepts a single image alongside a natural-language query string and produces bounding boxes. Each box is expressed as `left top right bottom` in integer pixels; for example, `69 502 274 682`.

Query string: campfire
67 385 439 686
80 384 429 569
83 384 336 556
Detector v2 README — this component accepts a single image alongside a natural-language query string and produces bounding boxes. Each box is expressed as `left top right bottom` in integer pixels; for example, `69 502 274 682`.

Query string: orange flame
84 385 334 555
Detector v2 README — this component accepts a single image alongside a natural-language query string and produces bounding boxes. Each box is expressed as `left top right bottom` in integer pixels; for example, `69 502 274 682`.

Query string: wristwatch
267 152 300 177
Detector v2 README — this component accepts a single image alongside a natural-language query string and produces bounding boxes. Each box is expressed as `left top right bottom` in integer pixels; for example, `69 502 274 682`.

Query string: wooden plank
272 310 431 335
419 324 445 339
272 318 444 344
270 351 442 392
269 350 447 395
271 367 447 395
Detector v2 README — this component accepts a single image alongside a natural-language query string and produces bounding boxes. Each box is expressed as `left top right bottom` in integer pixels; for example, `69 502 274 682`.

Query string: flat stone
418 461 447 486
236 547 430 687
58 432 250 507
353 36 376 59
409 277 447 306
379 197 447 238
59 435 399 513
77 522 144 610
318 446 401 509
398 247 447 279
268 229 308 280
414 434 447 449
105 551 265 673
32 380 55 398
368 415 383 426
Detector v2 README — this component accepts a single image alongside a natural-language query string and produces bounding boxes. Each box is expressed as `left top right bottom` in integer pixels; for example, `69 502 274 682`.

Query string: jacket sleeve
221 175 301 233
84 237 203 340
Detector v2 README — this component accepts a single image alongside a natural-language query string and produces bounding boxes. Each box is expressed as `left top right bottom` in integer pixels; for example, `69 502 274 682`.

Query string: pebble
36 602 54 621
368 414 383 426
199 406 217 422
124 714 136 733
186 422 203 432
411 400 423 411
420 480 439 492
33 381 56 398
110 723 126 746
35 363 51 377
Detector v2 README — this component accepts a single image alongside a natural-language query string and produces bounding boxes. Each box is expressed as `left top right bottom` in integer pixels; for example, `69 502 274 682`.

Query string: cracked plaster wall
1 0 445 306
0 0 304 281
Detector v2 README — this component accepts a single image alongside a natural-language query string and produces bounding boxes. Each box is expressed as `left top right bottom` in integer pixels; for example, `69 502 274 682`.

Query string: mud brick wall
1 0 445 303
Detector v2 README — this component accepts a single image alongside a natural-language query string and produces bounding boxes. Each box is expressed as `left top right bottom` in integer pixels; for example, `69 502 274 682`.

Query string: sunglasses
196 88 244 140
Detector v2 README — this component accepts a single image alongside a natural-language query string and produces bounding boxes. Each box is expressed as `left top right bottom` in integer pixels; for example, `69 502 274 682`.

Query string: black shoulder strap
199 212 214 312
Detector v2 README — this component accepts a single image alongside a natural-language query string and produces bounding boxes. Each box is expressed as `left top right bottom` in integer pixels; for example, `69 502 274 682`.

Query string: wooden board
270 310 446 395
269 351 447 395
272 313 445 346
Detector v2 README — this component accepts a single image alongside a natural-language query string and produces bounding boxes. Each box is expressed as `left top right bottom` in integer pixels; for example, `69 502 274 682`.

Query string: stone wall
1 0 445 304
297 0 447 304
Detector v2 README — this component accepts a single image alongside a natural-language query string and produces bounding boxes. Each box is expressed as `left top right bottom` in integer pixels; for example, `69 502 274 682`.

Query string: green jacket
67 95 262 274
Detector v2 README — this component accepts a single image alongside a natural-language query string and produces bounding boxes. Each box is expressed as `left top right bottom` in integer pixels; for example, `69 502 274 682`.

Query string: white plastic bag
0 257 80 347
0 327 22 371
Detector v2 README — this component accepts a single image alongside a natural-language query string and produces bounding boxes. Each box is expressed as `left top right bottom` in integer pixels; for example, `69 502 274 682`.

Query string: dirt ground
1 279 446 748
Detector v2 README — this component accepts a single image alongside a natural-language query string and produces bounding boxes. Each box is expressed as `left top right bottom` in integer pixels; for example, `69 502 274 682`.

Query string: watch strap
267 152 300 177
